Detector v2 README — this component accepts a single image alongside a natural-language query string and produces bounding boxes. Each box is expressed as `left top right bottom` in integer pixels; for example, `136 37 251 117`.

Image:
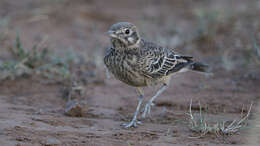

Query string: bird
104 22 209 128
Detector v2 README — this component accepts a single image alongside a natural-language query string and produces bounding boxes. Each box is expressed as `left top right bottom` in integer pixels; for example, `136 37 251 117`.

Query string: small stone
45 138 61 146
64 100 83 117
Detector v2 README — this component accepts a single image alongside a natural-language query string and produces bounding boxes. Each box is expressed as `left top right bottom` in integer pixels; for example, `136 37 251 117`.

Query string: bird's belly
111 67 147 87
118 74 147 87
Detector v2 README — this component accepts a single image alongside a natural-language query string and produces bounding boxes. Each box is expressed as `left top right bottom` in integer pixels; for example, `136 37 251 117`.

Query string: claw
122 120 142 128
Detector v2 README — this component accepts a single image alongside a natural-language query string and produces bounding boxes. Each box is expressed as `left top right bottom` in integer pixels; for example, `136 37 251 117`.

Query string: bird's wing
139 41 193 78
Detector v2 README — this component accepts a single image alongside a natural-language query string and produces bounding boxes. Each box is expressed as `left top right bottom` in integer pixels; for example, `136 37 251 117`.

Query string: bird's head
107 22 140 48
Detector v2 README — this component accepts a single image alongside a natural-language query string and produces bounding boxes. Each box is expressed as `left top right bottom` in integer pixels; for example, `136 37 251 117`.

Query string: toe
136 120 142 125
122 120 142 128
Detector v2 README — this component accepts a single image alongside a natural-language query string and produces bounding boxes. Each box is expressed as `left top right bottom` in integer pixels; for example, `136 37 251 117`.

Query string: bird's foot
142 101 155 118
122 119 142 128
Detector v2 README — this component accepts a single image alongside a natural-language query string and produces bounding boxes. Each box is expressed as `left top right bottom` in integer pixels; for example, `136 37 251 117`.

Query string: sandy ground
0 0 260 145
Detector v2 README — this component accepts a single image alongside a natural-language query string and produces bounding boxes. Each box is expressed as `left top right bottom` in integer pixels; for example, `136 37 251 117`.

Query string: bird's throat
111 38 141 50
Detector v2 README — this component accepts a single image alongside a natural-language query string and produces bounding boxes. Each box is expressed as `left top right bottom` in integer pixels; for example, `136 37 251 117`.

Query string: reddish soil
0 0 260 145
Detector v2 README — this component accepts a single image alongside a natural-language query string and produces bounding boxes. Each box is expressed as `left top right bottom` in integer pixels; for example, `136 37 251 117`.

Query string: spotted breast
104 48 147 87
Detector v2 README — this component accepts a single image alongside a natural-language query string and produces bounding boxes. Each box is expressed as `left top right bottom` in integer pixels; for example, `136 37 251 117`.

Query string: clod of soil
64 100 84 117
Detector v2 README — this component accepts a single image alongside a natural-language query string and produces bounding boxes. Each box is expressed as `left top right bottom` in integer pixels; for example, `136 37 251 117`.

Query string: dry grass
187 99 252 138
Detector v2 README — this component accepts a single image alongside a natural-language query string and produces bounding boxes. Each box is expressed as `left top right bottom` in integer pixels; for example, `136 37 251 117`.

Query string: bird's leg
123 88 144 128
142 84 167 118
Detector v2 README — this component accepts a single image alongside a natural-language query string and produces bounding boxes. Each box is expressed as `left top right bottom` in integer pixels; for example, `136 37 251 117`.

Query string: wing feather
140 41 193 78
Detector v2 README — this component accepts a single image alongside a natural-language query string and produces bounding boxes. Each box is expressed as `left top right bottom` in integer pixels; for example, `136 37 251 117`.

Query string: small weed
250 33 260 64
187 99 252 138
127 141 132 146
0 17 9 42
0 34 75 81
190 8 223 55
194 8 220 38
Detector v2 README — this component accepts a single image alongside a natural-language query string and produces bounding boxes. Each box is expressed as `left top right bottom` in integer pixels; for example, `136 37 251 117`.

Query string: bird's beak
106 30 117 38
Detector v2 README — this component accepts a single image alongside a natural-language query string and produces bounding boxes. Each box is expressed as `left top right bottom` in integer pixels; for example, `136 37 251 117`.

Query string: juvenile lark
104 22 209 128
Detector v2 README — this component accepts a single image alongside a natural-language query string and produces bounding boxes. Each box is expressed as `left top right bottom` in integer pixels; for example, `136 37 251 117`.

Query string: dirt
0 0 260 146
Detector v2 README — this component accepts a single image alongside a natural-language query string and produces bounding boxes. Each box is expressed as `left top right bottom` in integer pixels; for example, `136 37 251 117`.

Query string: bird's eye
125 29 130 34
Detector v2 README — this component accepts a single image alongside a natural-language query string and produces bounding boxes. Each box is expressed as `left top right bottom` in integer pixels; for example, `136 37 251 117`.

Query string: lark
104 22 209 128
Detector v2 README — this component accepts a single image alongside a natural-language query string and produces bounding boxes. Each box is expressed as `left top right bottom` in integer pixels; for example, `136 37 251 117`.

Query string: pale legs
142 84 167 118
123 88 144 128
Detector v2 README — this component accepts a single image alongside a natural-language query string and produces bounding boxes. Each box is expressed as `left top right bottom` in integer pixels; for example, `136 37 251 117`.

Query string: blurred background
1 0 260 75
0 0 260 145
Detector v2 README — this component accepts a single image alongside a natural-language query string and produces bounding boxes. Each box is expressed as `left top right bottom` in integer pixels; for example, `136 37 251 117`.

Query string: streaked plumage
104 22 209 128
105 39 197 86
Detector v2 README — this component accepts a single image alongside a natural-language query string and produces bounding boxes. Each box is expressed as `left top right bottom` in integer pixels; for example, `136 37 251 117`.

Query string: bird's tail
188 62 211 73
177 55 211 74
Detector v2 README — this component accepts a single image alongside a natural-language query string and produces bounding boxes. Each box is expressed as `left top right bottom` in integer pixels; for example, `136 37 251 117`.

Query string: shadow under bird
104 22 210 128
